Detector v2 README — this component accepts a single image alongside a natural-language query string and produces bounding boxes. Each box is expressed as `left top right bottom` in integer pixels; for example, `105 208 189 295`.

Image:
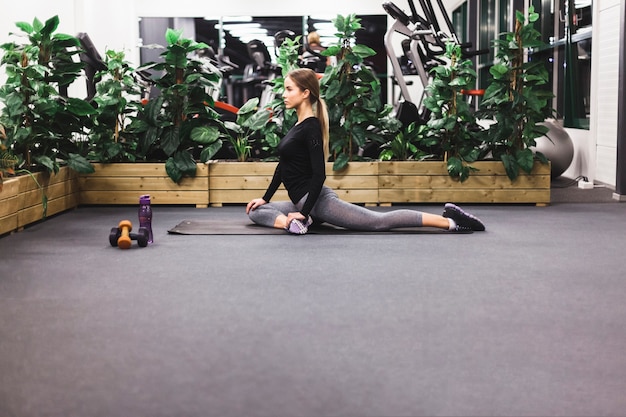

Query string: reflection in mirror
138 15 387 108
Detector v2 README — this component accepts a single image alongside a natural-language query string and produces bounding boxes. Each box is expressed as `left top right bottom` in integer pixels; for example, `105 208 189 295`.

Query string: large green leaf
516 148 535 173
489 64 509 79
139 126 160 154
237 97 259 115
161 125 181 156
352 44 376 59
33 155 58 174
165 28 183 46
66 153 95 173
200 140 223 162
332 153 350 171
66 98 96 116
165 151 196 183
144 96 164 125
15 21 34 34
243 109 271 131
501 154 519 180
190 126 221 144
41 15 60 37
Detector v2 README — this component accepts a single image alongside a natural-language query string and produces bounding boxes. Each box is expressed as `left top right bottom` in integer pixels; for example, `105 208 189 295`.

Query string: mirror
138 15 388 107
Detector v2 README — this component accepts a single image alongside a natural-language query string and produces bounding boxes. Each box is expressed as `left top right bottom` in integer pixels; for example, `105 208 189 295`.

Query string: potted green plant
129 28 225 183
477 5 554 180
320 14 398 171
378 121 428 162
88 48 142 162
422 42 483 181
220 97 272 162
0 15 95 175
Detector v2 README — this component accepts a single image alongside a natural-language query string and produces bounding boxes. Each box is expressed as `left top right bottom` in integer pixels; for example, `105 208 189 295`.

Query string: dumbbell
109 220 149 249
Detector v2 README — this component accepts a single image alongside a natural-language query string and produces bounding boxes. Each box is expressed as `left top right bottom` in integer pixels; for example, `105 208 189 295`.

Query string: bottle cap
139 194 151 204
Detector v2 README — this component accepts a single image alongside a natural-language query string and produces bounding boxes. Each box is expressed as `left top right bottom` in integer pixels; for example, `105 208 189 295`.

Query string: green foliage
423 42 482 181
221 97 272 162
0 15 95 174
128 28 225 182
477 5 554 180
88 49 141 162
320 14 398 171
379 121 429 161
0 138 18 187
257 35 301 158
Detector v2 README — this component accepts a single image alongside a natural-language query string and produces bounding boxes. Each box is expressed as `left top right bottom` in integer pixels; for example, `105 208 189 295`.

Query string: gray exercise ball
532 119 574 178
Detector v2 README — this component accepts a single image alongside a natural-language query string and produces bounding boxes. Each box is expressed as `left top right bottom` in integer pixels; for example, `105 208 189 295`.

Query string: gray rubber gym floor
1 198 625 416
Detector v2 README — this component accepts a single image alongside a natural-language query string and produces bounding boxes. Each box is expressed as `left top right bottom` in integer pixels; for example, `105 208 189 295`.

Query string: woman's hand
246 198 266 214
286 211 306 225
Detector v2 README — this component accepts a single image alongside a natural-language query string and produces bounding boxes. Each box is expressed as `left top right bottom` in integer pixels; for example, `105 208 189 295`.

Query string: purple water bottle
138 194 153 244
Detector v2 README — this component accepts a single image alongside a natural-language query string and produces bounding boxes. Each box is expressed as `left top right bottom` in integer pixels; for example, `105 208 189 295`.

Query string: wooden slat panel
328 161 378 176
379 189 550 204
0 195 21 218
209 176 275 190
84 163 209 177
18 168 75 193
79 190 209 205
208 161 278 176
76 161 550 207
1 167 79 233
21 178 80 208
17 193 80 228
378 160 551 176
78 176 208 192
379 174 550 189
79 164 210 206
208 161 379 205
209 175 377 190
1 177 23 197
0 177 23 218
0 213 18 235
206 189 290 204
209 189 379 204
208 161 379 176
325 176 378 189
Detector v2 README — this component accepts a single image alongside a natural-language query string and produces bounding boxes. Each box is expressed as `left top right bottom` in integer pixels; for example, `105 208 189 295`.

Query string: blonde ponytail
315 98 330 161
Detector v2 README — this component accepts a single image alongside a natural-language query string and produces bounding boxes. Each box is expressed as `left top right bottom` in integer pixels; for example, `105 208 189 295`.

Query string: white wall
589 0 621 186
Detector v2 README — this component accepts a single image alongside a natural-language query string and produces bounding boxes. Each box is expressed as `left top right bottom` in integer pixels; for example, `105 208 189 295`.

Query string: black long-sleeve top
262 117 326 217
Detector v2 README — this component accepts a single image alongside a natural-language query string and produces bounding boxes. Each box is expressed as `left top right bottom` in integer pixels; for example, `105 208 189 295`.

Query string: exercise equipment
533 119 575 178
109 220 149 249
383 0 487 127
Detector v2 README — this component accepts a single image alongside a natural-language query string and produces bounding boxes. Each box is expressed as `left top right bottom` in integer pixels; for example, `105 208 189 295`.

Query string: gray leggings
248 186 424 231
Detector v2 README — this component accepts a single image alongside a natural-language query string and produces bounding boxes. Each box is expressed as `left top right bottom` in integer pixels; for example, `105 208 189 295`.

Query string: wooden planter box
0 167 79 235
78 163 210 207
207 161 379 206
378 160 551 205
72 160 550 210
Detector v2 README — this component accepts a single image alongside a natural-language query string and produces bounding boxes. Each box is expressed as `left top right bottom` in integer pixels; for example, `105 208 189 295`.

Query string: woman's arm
262 163 282 203
299 129 326 217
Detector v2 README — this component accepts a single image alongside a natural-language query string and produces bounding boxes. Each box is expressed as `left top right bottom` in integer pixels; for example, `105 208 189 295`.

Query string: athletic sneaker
451 224 474 233
286 217 313 235
442 203 486 231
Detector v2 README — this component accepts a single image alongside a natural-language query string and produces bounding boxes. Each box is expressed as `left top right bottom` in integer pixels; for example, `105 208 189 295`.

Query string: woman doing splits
246 68 485 235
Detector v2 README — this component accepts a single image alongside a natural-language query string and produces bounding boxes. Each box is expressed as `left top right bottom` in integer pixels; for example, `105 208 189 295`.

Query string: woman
246 68 485 235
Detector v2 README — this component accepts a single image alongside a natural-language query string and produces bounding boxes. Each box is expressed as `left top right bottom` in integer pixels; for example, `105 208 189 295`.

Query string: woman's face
283 76 308 110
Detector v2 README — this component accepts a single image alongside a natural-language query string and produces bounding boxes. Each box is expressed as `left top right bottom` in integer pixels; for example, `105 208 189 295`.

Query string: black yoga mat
167 219 472 235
